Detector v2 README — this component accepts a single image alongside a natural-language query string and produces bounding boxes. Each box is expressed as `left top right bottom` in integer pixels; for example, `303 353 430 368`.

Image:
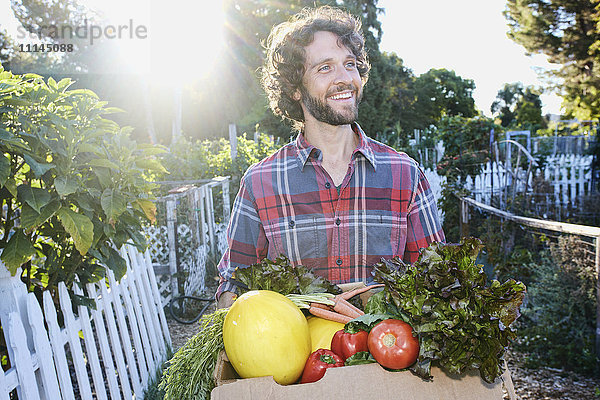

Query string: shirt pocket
264 215 322 264
360 210 404 258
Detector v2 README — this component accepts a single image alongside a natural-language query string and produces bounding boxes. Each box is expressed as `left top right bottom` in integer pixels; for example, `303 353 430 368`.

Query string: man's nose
333 64 353 85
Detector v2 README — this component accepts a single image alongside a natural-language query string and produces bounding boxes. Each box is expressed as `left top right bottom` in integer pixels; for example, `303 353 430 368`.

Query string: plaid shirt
216 123 445 298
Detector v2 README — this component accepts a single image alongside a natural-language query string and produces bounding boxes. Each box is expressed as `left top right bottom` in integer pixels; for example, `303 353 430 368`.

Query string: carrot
338 284 385 300
308 306 353 324
333 297 364 318
310 302 331 310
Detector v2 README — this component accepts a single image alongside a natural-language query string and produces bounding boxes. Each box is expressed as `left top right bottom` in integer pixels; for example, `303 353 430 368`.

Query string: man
216 6 444 308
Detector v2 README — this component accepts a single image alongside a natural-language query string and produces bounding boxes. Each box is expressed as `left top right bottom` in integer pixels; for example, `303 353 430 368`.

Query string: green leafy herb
160 308 228 400
372 237 526 383
233 255 342 295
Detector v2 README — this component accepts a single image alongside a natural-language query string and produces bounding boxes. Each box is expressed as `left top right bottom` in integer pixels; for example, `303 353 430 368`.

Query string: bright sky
0 0 563 116
0 0 224 78
378 0 563 117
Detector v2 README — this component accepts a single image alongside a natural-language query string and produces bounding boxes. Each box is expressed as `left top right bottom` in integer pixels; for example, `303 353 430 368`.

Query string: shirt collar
295 122 377 171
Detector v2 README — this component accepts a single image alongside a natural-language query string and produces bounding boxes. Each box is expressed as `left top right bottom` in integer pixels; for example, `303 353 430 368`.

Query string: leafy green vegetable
344 312 395 334
160 308 228 400
233 255 342 295
344 351 377 366
372 237 526 383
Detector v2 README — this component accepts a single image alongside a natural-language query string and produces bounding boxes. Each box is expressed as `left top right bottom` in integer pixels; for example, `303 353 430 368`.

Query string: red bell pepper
330 329 369 362
300 349 344 383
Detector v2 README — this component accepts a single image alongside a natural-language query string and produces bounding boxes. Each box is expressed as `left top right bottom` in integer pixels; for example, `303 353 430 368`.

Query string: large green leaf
0 230 36 275
101 188 127 221
0 154 10 186
77 143 103 155
135 158 168 173
23 154 55 177
57 208 94 255
136 144 168 156
3 98 31 107
56 78 73 91
92 168 112 188
5 178 17 197
17 185 51 213
39 136 67 157
20 200 61 232
88 158 120 170
133 199 157 224
105 246 127 280
0 128 30 150
54 175 78 197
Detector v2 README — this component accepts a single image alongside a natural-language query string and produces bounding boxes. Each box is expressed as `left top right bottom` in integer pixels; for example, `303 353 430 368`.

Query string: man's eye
346 61 356 68
318 65 330 72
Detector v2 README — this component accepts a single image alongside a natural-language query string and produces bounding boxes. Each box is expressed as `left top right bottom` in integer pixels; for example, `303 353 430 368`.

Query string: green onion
286 292 336 309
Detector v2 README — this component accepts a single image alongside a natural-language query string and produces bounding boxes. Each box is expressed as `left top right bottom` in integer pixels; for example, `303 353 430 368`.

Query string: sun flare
81 0 225 79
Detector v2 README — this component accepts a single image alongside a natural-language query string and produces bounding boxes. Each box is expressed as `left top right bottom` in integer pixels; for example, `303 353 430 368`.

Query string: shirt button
289 220 295 228
325 182 331 189
336 258 342 266
335 218 341 225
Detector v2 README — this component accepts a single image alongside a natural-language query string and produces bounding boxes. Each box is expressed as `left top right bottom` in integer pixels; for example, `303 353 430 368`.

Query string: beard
301 84 362 126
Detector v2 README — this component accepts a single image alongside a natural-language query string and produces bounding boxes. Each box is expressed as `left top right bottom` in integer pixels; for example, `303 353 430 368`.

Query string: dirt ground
167 320 600 399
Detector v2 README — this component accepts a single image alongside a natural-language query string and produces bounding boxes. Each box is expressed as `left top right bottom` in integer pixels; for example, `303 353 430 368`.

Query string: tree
0 30 16 67
504 0 600 120
491 83 545 130
357 51 416 137
412 68 478 129
10 0 103 70
491 83 522 127
515 86 545 129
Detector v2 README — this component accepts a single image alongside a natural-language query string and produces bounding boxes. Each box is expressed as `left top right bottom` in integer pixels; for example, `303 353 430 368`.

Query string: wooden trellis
147 176 231 303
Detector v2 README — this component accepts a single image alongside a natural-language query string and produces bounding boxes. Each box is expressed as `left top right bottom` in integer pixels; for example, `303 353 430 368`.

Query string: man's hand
217 291 236 309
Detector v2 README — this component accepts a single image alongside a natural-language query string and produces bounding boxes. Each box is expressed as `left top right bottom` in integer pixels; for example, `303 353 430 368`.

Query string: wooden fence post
221 178 231 222
229 124 237 159
166 197 179 297
459 198 470 238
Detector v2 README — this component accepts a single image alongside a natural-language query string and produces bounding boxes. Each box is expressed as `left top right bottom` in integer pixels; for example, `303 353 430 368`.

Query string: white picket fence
542 154 594 206
463 155 594 207
0 245 171 400
422 154 594 220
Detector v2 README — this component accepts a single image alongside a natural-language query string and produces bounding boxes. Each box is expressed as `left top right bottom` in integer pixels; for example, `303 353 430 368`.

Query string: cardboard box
211 350 516 400
212 283 516 399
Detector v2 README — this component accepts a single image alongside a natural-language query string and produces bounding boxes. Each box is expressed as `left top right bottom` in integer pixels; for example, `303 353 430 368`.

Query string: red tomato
367 319 419 369
330 329 369 362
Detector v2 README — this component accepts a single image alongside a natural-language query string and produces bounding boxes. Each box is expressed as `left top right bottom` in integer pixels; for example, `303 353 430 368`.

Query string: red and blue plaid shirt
216 123 445 298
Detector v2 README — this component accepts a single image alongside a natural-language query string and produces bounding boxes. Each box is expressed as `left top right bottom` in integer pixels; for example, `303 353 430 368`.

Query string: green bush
516 235 599 375
159 132 279 204
0 66 163 299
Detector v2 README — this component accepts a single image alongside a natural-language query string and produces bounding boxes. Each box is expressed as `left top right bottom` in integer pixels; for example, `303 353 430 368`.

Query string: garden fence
463 155 594 211
145 177 231 305
0 245 171 399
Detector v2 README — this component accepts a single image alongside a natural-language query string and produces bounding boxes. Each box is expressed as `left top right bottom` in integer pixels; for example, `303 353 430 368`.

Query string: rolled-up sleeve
215 170 268 299
404 167 445 264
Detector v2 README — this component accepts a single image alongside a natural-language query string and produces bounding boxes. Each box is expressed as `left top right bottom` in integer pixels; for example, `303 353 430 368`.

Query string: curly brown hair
261 6 370 129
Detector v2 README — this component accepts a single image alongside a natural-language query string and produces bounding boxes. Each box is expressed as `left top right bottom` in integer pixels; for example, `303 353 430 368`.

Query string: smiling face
297 31 364 126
